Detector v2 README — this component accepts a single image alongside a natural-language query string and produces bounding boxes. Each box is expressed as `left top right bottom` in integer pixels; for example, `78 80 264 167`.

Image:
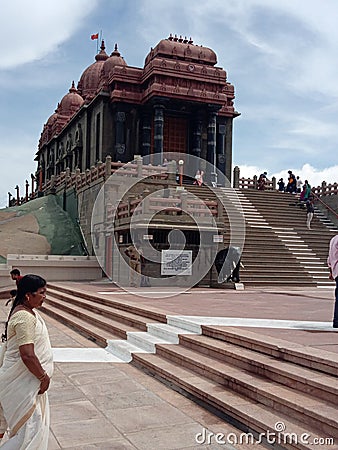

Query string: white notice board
161 250 192 276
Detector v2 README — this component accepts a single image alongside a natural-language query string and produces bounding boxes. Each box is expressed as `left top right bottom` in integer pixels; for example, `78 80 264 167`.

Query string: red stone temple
36 34 239 186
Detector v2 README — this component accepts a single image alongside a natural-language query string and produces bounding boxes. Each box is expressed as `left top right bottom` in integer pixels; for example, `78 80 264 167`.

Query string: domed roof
145 35 217 66
59 81 84 117
103 44 127 78
46 108 58 128
78 41 109 100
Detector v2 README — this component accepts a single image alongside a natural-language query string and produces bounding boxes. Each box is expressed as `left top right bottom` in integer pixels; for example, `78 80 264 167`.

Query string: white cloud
0 0 98 69
237 163 338 189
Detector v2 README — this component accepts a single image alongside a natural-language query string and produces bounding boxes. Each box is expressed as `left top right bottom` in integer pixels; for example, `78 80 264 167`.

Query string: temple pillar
141 112 151 157
217 123 226 185
153 104 165 165
191 112 202 173
115 112 126 162
225 118 233 182
207 110 217 186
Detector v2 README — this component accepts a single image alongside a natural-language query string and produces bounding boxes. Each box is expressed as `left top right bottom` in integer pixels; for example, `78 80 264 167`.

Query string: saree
0 311 53 449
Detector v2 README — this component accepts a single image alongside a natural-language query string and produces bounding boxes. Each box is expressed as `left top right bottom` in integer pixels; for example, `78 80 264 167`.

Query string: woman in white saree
0 275 53 449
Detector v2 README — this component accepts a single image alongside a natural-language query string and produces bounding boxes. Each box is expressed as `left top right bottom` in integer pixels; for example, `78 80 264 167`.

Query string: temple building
36 34 239 186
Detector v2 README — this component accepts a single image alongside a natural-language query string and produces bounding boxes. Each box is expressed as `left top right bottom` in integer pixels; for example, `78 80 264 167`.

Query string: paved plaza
1 283 337 449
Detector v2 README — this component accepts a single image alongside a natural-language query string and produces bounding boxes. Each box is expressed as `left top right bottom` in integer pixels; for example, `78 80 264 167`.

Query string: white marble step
127 331 172 353
105 339 148 362
147 323 198 343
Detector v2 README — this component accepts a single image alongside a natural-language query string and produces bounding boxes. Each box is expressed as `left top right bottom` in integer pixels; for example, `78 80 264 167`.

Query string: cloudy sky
0 0 337 207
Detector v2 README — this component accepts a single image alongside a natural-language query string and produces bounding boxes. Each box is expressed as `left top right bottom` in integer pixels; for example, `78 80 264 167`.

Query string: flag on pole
91 33 99 40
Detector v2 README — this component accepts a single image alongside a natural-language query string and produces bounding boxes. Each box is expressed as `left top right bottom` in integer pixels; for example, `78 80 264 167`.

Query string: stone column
153 104 165 165
192 113 202 157
192 113 203 173
141 113 151 157
115 112 126 161
225 118 233 182
217 123 226 185
207 111 217 185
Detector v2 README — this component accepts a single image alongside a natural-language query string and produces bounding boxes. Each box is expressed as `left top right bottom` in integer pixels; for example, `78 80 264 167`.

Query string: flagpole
99 29 102 50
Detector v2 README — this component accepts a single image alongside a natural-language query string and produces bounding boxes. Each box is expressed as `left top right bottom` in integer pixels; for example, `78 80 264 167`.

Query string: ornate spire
96 40 109 61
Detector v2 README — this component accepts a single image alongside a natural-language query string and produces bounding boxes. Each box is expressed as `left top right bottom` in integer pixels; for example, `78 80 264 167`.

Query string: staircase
186 186 337 288
41 284 338 449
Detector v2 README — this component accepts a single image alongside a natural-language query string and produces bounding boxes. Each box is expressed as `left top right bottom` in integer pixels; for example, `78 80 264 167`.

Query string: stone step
201 326 338 377
106 339 149 362
44 295 147 339
152 344 338 436
47 284 167 323
178 334 338 403
147 323 198 343
40 303 118 346
132 353 333 449
46 288 152 330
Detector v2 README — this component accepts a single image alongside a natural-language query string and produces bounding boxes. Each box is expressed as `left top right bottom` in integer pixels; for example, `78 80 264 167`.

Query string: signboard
161 250 192 276
213 235 223 243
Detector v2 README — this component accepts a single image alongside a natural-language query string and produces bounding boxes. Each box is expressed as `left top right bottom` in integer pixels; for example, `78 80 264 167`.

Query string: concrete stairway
42 284 338 449
238 189 337 288
41 285 167 347
186 186 337 288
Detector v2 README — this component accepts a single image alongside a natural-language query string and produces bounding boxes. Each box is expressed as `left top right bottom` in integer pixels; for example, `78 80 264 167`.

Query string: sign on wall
161 250 192 276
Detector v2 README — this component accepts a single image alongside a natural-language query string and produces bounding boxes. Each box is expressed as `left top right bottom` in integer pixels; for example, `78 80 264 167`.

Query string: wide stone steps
154 344 337 434
41 297 140 342
46 288 151 330
47 284 167 323
132 353 335 449
41 287 167 346
41 285 338 448
178 334 338 403
40 302 119 346
201 326 338 376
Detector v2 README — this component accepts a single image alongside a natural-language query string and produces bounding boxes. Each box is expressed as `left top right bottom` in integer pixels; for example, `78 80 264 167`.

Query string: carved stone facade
36 35 239 186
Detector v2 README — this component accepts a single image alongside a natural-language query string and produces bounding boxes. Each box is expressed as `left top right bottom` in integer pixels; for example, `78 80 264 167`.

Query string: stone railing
10 156 176 206
43 157 172 193
107 191 218 222
312 181 338 197
232 166 276 190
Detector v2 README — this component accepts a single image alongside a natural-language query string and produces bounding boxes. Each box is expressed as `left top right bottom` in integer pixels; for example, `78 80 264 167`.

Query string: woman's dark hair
2 274 46 342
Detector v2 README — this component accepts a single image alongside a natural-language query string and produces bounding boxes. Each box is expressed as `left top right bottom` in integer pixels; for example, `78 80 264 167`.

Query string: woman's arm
19 344 50 394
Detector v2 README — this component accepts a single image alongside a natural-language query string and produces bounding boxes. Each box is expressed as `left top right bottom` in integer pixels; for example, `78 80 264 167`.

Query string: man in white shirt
327 235 338 328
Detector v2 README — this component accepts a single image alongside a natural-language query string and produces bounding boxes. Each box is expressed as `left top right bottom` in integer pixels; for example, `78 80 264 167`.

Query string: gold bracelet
38 371 47 381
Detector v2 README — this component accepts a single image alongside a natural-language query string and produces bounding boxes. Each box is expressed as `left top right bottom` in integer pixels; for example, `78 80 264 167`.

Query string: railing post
136 158 143 178
233 166 240 188
30 174 35 198
167 160 177 183
253 175 258 189
321 181 327 196
105 155 112 178
15 185 20 205
25 180 29 202
271 176 276 190
50 175 56 194
142 189 150 214
180 190 188 212
8 192 12 207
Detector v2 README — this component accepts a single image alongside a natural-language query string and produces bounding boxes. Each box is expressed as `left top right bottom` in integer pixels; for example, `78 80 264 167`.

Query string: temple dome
59 82 84 117
145 35 217 66
78 41 109 100
103 44 127 78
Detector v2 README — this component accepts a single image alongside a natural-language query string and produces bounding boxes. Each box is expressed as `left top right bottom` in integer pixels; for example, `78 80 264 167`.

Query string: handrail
311 192 338 219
